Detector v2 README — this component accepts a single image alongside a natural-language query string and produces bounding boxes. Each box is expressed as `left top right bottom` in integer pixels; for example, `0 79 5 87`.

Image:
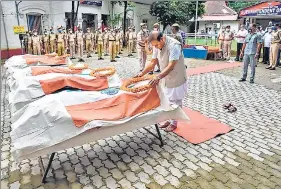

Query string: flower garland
90 67 116 77
120 75 155 93
68 63 89 70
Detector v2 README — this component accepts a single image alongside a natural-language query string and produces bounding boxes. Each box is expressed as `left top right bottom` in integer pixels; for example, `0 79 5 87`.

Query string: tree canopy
227 1 259 12
149 1 205 30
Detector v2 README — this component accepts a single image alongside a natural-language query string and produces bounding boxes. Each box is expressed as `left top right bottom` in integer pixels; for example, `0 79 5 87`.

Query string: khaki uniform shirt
108 32 116 41
69 34 76 43
50 34 56 41
218 31 225 41
128 32 134 40
271 31 281 43
43 35 49 43
32 36 41 44
224 31 233 41
57 33 64 43
132 32 137 39
85 32 93 41
76 31 84 44
137 30 147 49
27 36 32 44
104 33 109 43
97 33 104 44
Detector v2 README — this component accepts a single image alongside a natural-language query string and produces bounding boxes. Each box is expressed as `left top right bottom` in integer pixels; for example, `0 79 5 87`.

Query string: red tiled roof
203 1 237 16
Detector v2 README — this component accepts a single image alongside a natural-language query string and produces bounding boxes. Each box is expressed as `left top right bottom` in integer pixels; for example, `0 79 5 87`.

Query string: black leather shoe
269 67 276 70
266 66 272 69
239 78 246 82
250 80 254 84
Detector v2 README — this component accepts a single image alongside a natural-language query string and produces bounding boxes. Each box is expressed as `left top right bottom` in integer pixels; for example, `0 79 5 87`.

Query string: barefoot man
136 31 188 132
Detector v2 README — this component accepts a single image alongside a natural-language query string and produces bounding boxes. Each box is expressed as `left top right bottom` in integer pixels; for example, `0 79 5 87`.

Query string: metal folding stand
38 124 164 183
143 124 164 147
39 152 56 183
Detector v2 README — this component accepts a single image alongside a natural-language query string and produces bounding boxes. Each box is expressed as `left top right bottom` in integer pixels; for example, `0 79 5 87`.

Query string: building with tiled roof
195 1 240 34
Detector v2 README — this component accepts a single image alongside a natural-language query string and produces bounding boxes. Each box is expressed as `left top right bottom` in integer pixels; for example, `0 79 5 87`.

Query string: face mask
268 29 272 33
226 29 230 32
240 27 244 30
248 29 252 33
222 29 225 32
34 32 37 36
87 30 90 33
70 31 73 34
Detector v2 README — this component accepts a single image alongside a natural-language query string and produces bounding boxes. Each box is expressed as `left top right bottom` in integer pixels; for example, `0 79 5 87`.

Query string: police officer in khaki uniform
49 27 56 53
85 28 93 58
223 25 234 60
108 28 117 62
115 28 121 58
267 26 281 70
27 31 33 54
128 27 134 56
76 26 85 62
32 30 41 55
103 28 109 56
119 27 123 53
96 28 104 60
132 26 137 53
68 28 76 59
56 26 65 56
137 23 149 71
63 27 69 54
43 29 50 54
217 26 225 58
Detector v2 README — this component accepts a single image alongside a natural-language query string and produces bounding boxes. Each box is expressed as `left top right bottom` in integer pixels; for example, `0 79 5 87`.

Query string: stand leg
39 153 55 183
155 124 164 147
143 124 164 147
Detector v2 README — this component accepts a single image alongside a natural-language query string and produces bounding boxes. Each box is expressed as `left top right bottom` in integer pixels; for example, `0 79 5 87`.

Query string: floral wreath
68 63 89 70
121 75 155 93
90 67 116 77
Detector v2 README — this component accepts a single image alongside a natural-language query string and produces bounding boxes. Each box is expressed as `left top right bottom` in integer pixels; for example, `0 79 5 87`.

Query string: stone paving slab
1 55 281 189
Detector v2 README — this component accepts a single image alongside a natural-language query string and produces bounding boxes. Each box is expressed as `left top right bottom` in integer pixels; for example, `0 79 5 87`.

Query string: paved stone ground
1 53 281 189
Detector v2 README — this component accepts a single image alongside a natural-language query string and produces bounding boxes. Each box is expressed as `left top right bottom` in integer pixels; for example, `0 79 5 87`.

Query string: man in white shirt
235 25 248 61
262 27 272 65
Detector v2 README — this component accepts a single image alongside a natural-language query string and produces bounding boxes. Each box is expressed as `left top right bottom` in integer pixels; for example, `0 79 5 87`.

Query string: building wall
1 1 110 59
198 20 240 34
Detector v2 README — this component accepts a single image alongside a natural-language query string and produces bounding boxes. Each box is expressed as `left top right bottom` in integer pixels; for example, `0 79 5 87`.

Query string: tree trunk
73 1 80 31
71 1 75 32
163 23 168 33
123 1 127 46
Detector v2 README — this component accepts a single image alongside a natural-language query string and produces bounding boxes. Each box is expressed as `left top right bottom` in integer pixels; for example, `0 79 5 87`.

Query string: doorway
27 14 43 34
82 13 96 32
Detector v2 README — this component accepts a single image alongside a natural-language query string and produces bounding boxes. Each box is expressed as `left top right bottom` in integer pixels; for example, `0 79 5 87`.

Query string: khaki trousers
27 44 32 54
57 42 64 56
44 43 50 54
97 43 103 58
133 40 137 52
77 43 83 58
270 43 279 68
50 40 56 53
109 41 116 60
69 42 75 57
137 48 147 70
86 40 92 56
103 41 108 54
116 43 120 56
223 40 232 59
128 40 133 54
120 40 123 52
33 43 41 55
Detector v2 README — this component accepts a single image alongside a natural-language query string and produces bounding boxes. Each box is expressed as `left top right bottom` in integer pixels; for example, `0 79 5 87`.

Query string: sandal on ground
223 103 232 109
165 124 177 132
227 105 237 113
159 121 170 128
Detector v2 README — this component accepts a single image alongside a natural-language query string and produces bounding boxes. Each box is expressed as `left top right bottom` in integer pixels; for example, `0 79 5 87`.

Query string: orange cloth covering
40 76 108 95
24 54 68 65
31 67 82 76
66 87 160 127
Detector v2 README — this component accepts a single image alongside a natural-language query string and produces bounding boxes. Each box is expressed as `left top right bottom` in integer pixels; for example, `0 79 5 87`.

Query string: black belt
109 40 115 41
